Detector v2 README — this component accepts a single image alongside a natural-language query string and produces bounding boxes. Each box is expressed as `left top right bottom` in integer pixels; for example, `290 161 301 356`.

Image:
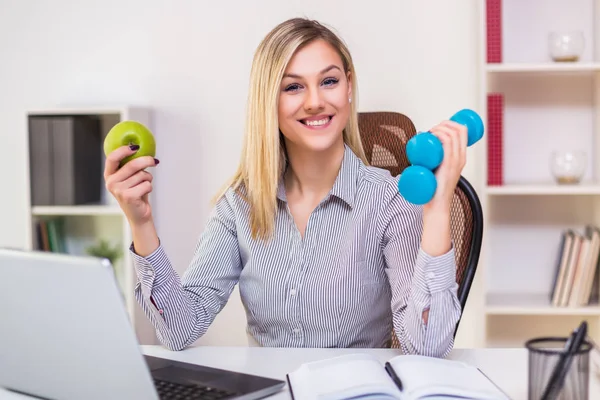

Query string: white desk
141 345 600 399
142 345 599 399
1 346 599 399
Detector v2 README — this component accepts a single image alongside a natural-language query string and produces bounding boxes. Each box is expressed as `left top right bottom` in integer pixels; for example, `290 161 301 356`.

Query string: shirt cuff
413 244 456 294
130 241 174 289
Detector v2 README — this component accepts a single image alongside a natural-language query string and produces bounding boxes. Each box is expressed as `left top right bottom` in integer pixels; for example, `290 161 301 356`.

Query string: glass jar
550 151 586 184
548 31 585 62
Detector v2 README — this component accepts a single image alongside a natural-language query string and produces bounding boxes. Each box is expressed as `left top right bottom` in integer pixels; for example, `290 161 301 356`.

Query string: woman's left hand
425 120 468 212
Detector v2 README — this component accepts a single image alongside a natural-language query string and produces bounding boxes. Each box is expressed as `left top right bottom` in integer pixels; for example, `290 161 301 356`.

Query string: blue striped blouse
131 144 461 357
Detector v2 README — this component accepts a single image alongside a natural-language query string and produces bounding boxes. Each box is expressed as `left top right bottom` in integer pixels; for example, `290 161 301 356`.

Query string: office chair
357 111 484 348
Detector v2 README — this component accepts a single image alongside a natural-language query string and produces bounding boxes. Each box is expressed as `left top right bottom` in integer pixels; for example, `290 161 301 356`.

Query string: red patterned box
486 0 502 63
487 93 504 185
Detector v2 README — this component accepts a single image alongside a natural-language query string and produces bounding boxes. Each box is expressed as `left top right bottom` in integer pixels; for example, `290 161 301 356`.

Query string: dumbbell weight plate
397 165 438 205
406 132 444 171
450 108 485 147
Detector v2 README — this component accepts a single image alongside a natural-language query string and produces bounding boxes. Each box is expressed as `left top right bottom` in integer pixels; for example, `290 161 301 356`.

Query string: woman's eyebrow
283 64 342 79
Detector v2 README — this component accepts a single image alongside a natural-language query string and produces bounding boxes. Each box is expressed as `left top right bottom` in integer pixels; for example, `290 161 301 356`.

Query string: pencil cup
525 336 592 400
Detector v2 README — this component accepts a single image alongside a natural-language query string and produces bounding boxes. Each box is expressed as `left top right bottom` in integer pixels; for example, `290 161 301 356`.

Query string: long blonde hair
214 17 368 240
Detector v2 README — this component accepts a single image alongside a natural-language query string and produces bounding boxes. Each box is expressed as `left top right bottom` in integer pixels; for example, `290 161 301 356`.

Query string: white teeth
304 117 330 126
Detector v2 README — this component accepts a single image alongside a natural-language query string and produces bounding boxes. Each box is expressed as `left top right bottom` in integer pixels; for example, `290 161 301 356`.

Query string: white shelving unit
476 0 600 348
23 105 157 345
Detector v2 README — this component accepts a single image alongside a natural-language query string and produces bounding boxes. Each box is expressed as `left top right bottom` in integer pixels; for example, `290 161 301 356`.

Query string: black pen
385 361 403 391
541 321 588 400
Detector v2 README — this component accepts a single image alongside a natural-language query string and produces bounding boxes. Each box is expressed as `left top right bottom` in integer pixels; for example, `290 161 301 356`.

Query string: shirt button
158 309 163 315
147 269 154 277
293 328 300 334
290 289 297 296
427 272 436 279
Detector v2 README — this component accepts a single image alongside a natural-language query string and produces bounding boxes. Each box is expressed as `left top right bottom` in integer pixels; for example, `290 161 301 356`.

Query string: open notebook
286 353 510 400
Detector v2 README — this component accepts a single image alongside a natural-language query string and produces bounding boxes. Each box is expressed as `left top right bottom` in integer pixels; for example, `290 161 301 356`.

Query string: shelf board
32 205 124 216
486 62 600 73
486 293 600 316
26 105 145 117
486 183 600 195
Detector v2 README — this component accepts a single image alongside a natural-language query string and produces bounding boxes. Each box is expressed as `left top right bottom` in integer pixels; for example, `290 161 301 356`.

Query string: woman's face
278 39 351 154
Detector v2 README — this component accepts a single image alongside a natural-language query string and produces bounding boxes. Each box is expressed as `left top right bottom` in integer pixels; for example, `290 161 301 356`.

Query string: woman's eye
323 78 339 86
284 84 301 92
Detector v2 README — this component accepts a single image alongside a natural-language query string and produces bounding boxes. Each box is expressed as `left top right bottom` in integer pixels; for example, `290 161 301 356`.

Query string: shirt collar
276 144 360 208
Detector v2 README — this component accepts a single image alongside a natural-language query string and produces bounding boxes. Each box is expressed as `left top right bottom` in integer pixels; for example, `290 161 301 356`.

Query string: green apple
103 120 156 167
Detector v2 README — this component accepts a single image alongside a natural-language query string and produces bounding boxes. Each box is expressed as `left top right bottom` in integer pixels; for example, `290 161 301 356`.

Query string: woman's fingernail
154 158 160 165
130 144 140 151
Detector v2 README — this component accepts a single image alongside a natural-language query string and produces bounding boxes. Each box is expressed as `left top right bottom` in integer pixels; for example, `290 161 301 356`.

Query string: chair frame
454 175 484 336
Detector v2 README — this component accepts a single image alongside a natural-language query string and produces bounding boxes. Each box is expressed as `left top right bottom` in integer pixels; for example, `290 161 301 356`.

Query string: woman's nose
304 86 325 111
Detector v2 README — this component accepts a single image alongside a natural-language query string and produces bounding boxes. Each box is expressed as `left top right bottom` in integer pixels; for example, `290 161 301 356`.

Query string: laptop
0 248 285 400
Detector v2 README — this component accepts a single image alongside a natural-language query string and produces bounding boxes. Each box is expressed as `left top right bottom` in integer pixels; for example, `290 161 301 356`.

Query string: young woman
104 17 467 357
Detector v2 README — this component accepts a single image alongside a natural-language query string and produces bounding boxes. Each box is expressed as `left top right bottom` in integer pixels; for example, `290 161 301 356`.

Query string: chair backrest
357 111 484 345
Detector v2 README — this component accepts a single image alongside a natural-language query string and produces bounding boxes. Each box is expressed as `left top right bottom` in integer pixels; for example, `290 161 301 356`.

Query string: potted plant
85 239 122 267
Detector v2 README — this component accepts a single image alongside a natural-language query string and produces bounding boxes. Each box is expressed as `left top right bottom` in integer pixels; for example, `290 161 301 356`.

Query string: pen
385 361 403 391
540 321 588 400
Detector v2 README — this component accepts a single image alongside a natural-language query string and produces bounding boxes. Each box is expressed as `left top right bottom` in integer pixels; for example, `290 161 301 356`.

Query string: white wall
0 0 483 347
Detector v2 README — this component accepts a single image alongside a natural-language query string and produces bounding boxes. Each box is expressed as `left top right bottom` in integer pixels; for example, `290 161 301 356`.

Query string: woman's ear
346 71 352 101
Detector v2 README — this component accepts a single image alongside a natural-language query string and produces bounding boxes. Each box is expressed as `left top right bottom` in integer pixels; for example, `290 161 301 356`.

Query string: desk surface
142 345 600 399
142 345 599 399
1 345 599 399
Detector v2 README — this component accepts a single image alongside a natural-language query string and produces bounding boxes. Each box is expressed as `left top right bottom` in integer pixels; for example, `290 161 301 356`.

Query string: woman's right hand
104 144 159 227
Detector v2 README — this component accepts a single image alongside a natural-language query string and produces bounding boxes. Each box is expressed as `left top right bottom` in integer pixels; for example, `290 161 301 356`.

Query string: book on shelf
487 93 503 186
550 225 600 307
286 353 509 400
28 114 103 207
486 0 502 64
35 217 66 253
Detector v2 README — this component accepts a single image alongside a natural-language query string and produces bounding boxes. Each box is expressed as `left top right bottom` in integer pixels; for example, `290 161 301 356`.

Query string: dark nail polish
154 158 160 165
129 144 140 151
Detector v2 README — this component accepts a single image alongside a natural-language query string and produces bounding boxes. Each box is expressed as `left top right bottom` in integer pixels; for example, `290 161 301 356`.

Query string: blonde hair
214 17 368 240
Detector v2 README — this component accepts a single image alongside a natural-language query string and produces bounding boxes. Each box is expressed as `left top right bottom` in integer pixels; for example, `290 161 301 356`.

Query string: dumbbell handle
406 109 484 171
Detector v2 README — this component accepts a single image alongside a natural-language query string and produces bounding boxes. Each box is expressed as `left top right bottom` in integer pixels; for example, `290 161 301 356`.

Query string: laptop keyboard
154 378 237 399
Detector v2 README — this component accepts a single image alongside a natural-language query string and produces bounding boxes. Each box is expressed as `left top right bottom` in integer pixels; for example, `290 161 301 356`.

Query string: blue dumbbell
397 109 484 205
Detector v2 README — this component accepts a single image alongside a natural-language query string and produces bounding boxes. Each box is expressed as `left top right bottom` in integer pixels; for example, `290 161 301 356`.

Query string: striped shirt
131 144 461 357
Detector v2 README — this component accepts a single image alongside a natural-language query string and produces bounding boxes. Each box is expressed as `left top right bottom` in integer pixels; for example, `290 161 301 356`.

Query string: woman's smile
299 115 334 130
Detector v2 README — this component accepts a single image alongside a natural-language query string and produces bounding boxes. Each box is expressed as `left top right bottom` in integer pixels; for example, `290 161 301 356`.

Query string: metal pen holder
525 336 593 400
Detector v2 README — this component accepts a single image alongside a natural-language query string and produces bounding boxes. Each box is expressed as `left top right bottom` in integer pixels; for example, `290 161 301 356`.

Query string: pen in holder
525 321 592 400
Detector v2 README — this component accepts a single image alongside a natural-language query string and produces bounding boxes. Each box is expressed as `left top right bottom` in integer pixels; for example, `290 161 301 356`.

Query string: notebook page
387 355 508 399
288 353 401 400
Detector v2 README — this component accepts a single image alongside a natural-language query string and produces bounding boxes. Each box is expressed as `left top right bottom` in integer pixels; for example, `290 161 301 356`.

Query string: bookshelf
477 0 600 348
23 105 157 345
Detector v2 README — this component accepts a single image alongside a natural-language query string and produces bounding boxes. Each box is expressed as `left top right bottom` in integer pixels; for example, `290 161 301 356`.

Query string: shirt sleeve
131 190 242 351
378 179 461 358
